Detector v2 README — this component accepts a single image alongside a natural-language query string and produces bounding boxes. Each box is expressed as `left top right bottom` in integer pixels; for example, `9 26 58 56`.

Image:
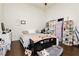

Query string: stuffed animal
41 49 49 56
25 49 32 56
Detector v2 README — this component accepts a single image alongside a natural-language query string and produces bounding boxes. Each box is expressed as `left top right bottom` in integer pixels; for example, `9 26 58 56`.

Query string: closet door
56 18 64 42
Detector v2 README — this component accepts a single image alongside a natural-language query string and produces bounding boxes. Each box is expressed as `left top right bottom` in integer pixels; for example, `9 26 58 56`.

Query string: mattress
20 33 56 48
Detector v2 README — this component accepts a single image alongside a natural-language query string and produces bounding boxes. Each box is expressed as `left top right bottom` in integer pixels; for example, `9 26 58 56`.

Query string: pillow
22 31 29 35
28 30 36 33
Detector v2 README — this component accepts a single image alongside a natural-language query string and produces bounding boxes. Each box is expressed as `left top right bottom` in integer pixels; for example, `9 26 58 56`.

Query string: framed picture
21 20 26 24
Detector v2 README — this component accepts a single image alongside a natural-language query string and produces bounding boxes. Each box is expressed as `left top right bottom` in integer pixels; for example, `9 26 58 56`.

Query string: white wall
0 4 3 32
1 3 79 41
0 4 3 21
46 3 79 29
2 3 46 41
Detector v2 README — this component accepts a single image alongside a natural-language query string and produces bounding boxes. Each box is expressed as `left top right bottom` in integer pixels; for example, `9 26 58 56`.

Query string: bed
20 32 58 49
20 31 60 55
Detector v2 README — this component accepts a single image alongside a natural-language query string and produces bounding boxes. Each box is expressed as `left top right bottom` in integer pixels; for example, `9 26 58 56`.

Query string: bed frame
27 38 56 55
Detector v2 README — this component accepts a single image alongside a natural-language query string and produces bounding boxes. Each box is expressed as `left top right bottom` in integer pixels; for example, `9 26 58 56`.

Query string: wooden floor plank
6 40 25 56
6 40 79 56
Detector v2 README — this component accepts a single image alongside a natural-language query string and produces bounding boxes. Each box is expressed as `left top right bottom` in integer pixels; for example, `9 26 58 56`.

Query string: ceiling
28 3 56 11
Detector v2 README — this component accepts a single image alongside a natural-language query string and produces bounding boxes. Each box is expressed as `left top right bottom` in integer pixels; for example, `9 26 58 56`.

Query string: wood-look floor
6 40 79 56
62 45 79 56
6 40 25 56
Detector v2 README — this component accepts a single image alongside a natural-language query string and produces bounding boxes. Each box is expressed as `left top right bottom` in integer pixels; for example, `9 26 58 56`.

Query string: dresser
0 30 12 55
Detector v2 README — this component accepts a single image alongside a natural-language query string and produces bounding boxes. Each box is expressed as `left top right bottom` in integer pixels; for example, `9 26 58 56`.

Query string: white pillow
28 30 36 33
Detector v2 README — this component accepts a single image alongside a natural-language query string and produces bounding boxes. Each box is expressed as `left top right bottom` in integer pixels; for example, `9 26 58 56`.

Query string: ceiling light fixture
45 3 47 6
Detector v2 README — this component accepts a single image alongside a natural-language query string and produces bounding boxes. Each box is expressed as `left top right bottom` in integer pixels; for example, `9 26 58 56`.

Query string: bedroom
0 3 79 56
